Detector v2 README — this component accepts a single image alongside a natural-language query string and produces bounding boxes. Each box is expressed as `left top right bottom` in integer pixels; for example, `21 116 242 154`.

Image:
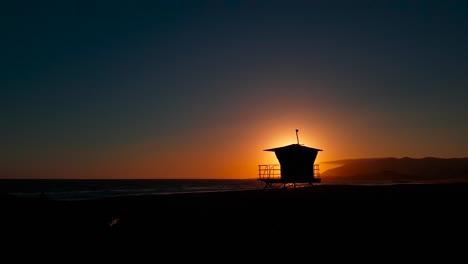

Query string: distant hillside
321 157 468 182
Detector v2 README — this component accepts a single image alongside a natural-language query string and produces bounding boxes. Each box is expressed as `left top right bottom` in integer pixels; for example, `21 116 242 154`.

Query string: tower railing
258 164 321 180
314 164 320 179
258 164 281 180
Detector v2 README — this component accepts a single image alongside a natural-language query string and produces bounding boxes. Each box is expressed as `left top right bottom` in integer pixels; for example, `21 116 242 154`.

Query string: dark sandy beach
2 182 468 249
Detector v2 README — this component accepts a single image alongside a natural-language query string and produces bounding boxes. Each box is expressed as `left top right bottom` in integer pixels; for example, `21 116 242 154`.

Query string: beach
3 182 468 249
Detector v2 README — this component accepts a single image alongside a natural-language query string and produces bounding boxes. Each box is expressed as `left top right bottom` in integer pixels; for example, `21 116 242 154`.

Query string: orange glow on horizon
0 104 361 179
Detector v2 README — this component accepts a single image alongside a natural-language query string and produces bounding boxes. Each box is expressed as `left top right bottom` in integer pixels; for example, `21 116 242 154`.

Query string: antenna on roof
296 129 300 144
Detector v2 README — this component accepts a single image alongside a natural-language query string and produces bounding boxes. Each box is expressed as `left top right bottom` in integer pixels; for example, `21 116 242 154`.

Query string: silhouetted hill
321 157 468 182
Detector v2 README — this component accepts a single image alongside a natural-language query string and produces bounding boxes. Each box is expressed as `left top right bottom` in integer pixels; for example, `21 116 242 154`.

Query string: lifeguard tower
258 129 322 189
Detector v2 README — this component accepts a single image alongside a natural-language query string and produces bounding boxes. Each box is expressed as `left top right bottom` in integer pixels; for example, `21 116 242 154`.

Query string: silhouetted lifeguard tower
258 129 322 189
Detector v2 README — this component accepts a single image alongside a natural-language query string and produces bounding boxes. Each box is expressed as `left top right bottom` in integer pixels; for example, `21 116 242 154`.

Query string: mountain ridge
320 157 468 182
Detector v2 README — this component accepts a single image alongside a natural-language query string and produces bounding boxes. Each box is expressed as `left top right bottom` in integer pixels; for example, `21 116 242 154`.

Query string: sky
1 0 468 179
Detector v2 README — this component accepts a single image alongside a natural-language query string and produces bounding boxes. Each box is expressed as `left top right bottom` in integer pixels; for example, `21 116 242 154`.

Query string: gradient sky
1 0 468 179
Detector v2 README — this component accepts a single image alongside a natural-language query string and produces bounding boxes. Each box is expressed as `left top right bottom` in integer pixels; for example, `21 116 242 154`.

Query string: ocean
1 178 449 201
0 179 265 201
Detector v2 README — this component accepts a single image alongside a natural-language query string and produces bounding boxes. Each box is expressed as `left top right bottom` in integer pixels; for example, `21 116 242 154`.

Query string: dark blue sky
1 1 468 178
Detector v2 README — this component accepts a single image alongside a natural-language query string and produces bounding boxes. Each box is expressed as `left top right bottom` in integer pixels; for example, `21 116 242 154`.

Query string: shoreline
4 178 468 201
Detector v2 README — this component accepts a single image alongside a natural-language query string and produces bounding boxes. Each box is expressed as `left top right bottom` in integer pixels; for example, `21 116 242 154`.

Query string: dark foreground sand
2 183 468 249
